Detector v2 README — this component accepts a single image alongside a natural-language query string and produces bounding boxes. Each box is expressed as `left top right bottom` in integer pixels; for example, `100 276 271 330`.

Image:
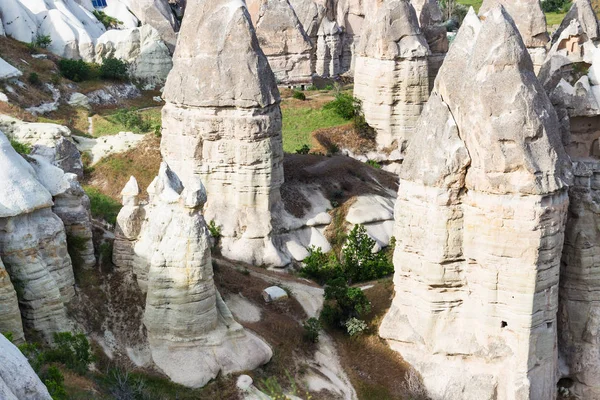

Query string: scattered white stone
67 92 90 109
262 286 288 303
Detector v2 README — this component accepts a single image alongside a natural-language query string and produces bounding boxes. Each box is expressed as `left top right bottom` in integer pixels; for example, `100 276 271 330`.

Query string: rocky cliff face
540 2 600 397
114 164 272 388
254 0 313 84
0 131 75 343
160 0 287 266
379 8 570 399
0 333 52 400
353 0 430 151
479 0 550 71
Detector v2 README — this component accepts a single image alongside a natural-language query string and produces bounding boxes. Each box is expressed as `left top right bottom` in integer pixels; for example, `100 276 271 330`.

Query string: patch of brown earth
83 134 161 201
312 123 377 155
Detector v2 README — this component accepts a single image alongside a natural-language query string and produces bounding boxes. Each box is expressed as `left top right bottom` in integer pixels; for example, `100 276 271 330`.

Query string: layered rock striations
0 131 75 343
254 0 313 84
160 0 287 266
353 0 430 151
0 258 24 343
379 8 570 399
114 165 272 387
410 0 449 90
540 2 600 397
479 0 550 71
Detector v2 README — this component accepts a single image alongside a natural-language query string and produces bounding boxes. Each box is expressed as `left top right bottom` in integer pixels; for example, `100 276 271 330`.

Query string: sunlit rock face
254 0 313 84
540 2 600 397
479 0 550 72
160 0 288 266
113 164 272 388
0 258 24 344
0 131 74 343
379 8 570 399
353 0 430 151
410 0 448 90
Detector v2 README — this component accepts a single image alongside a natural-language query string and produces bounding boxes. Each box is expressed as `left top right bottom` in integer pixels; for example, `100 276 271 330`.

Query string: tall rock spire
161 0 287 266
379 7 570 399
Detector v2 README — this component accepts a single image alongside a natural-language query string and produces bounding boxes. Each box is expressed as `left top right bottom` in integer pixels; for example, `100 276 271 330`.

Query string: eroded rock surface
114 164 272 388
353 0 430 150
379 8 570 399
161 0 287 266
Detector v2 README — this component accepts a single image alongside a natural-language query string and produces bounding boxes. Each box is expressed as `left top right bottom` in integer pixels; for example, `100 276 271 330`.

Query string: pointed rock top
417 5 569 195
163 0 280 109
181 176 207 209
0 131 53 218
121 176 140 197
479 0 549 48
255 0 313 56
156 162 184 204
356 0 429 60
552 0 600 44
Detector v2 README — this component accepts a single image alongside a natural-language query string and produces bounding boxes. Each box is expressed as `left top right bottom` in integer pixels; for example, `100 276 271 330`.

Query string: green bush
541 0 572 12
295 144 310 155
112 108 153 132
45 332 94 375
28 34 52 50
345 317 368 336
99 57 128 81
28 72 41 86
18 342 46 372
208 220 222 240
84 186 122 225
2 332 14 343
324 93 356 120
292 90 306 101
10 139 31 155
93 10 123 29
303 318 322 343
43 366 68 400
342 224 394 283
366 160 381 169
300 246 344 284
58 59 93 82
320 277 371 329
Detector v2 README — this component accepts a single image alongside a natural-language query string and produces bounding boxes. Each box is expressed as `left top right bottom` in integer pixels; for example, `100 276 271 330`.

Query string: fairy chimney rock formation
0 131 74 343
114 164 272 387
161 0 287 266
379 7 570 399
479 0 550 71
255 0 314 84
353 0 430 151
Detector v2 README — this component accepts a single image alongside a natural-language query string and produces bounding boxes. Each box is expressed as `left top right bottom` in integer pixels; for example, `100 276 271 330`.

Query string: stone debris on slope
353 0 431 151
113 163 272 388
0 57 22 81
379 6 570 399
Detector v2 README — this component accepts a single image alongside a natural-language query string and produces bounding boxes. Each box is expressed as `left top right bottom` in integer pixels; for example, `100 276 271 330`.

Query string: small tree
342 225 394 283
100 57 128 81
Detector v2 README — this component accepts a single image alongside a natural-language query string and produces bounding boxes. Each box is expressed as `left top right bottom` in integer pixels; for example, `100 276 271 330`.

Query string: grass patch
83 186 121 225
281 106 347 153
456 0 482 12
92 108 161 137
10 139 31 154
546 12 568 26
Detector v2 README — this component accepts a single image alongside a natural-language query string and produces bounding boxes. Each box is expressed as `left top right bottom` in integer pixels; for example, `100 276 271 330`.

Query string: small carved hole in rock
547 322 553 329
591 139 600 159
557 377 574 389
501 321 508 328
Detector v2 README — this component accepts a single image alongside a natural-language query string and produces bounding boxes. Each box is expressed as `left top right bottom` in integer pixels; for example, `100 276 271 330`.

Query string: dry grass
312 123 377 155
39 105 90 136
83 134 161 201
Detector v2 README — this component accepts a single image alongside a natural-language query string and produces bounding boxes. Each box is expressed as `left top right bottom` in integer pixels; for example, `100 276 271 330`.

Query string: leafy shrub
300 246 344 284
541 0 572 12
112 108 153 132
58 59 93 82
28 72 41 86
324 93 356 120
303 318 322 343
18 342 46 372
45 332 94 375
208 220 222 240
99 57 128 81
342 224 394 283
292 90 306 101
320 277 371 329
295 144 311 154
93 10 123 29
366 159 381 169
84 186 122 225
345 317 367 336
2 332 14 343
10 139 31 155
324 84 334 91
28 34 52 50
42 366 68 400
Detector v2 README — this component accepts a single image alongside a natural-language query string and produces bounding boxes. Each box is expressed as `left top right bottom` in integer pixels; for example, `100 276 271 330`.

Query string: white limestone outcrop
114 164 272 388
0 333 52 400
379 7 570 399
353 0 430 150
0 57 22 81
0 131 75 343
254 0 313 84
161 0 287 266
0 258 24 344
